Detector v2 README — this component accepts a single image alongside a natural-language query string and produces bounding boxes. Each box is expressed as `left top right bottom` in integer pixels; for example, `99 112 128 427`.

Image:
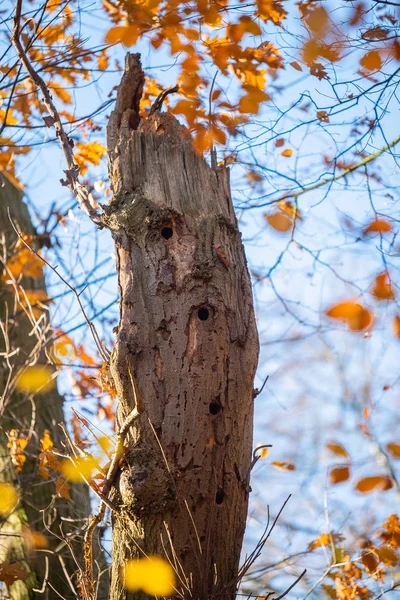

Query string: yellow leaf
355 475 393 493
123 555 176 596
16 366 55 394
40 431 54 452
61 456 99 483
0 483 18 516
329 466 350 485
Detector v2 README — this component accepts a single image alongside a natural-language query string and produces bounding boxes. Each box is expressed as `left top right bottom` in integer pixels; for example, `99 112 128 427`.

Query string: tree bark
105 54 259 600
0 173 108 599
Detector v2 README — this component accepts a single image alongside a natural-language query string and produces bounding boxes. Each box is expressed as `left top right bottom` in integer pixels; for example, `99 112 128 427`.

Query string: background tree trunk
105 54 259 600
0 173 108 599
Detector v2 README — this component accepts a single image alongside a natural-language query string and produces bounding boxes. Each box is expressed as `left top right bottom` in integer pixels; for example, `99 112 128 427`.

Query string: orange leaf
281 148 293 157
265 212 292 233
308 532 330 551
330 466 350 485
371 272 395 301
394 316 400 338
105 25 139 47
355 475 393 493
363 218 392 235
387 443 400 458
360 51 382 71
275 138 285 147
326 301 373 332
271 460 295 471
326 442 349 458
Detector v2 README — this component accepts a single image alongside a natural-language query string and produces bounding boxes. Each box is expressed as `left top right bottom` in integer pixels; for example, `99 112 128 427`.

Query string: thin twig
10 0 104 228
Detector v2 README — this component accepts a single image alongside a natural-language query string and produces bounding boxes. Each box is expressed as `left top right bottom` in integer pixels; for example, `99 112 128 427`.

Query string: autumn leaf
326 301 373 332
6 246 44 280
55 476 71 500
271 460 295 471
265 212 292 233
360 51 382 72
317 111 329 123
0 483 18 516
326 442 349 458
275 138 285 147
376 545 399 566
61 456 100 483
16 366 55 394
105 25 140 47
330 466 350 485
23 527 48 549
0 563 26 586
363 218 392 235
290 61 302 72
308 532 330 551
361 550 379 574
281 148 293 157
371 272 395 301
393 316 400 338
74 141 106 176
355 476 393 494
386 443 400 458
123 555 176 596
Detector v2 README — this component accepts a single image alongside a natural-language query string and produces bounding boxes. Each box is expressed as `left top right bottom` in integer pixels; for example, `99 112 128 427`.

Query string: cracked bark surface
106 54 259 600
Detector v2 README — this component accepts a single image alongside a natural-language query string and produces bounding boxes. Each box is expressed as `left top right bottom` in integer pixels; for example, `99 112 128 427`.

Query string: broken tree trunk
105 54 259 600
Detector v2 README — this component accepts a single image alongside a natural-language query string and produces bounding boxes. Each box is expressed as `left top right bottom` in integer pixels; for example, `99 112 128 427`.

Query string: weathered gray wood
105 53 259 600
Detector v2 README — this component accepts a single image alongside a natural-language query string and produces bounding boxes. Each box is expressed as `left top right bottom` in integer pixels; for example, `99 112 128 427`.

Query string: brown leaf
326 442 349 458
290 61 303 72
330 466 350 485
361 550 379 574
387 443 400 458
317 111 329 123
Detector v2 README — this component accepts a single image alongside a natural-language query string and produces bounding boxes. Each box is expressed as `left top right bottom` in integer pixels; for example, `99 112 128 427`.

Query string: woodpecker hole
161 226 173 240
209 401 221 415
198 307 209 321
215 489 224 505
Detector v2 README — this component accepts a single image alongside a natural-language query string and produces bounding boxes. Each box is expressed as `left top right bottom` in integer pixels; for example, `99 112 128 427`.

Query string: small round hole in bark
161 226 173 240
209 401 221 415
215 489 224 505
198 307 209 321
